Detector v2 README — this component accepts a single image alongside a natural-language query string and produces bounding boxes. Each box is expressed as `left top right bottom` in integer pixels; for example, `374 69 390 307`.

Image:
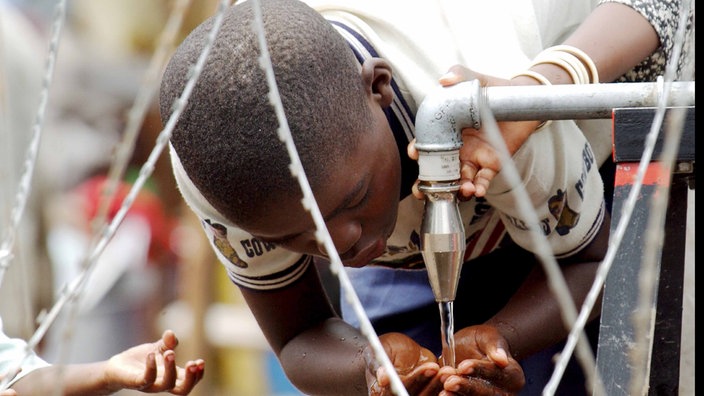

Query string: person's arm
9 330 204 396
520 2 659 86
240 263 371 395
484 212 610 361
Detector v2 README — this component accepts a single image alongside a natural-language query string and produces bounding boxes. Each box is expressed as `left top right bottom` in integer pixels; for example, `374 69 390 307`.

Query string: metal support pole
484 80 695 121
414 79 694 158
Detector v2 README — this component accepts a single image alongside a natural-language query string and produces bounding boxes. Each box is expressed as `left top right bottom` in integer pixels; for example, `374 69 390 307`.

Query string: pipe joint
414 80 481 182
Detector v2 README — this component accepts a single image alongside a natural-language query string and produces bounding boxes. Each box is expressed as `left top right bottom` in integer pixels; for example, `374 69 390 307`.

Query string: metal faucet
414 81 479 367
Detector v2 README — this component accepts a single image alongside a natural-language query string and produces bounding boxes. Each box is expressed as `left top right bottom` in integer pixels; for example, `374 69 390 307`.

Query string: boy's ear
361 58 393 108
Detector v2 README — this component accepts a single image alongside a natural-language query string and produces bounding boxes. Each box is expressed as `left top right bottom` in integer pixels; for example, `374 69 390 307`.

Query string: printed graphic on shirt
548 189 580 236
574 142 596 201
549 141 594 236
203 219 248 268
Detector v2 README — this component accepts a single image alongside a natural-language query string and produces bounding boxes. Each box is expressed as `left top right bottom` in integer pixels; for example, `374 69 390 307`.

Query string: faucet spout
419 182 465 302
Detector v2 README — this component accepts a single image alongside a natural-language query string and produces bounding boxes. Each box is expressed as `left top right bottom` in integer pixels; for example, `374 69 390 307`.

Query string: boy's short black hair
160 0 372 227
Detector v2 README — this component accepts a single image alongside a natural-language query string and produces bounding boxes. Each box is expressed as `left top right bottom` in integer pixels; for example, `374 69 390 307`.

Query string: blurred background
0 1 697 396
1 0 303 394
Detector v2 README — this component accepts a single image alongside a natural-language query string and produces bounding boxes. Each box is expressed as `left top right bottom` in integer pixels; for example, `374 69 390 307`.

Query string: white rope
0 0 68 389
0 0 66 287
90 0 194 240
628 0 694 392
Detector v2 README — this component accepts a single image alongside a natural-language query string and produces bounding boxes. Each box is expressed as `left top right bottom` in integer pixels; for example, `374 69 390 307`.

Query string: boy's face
249 102 401 268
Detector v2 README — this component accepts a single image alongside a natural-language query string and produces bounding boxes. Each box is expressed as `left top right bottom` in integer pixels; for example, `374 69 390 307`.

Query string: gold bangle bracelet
510 71 553 131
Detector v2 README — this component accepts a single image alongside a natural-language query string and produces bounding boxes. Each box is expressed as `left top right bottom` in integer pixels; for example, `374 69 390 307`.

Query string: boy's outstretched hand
367 327 524 395
438 324 524 395
105 329 205 395
366 332 443 396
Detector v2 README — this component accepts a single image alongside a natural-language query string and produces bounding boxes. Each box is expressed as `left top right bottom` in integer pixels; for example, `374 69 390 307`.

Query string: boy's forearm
278 317 370 396
485 258 601 361
484 207 609 360
11 362 112 396
239 262 369 394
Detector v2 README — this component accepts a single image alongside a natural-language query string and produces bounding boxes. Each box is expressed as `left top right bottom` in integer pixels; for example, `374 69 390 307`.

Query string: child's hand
105 329 205 395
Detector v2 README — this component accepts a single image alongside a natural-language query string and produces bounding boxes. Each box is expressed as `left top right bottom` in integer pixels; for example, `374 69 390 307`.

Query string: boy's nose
318 221 362 257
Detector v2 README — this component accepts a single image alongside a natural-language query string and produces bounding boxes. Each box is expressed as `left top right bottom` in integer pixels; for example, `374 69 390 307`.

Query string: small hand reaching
104 329 205 395
1 329 204 396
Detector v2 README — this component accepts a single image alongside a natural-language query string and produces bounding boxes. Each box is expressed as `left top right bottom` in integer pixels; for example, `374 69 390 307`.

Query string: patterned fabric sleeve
598 0 694 81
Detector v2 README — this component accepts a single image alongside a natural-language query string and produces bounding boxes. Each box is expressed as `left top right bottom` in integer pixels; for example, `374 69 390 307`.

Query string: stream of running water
439 300 456 367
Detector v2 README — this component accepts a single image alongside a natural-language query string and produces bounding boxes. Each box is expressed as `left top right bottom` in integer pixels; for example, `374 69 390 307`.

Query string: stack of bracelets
512 44 600 130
